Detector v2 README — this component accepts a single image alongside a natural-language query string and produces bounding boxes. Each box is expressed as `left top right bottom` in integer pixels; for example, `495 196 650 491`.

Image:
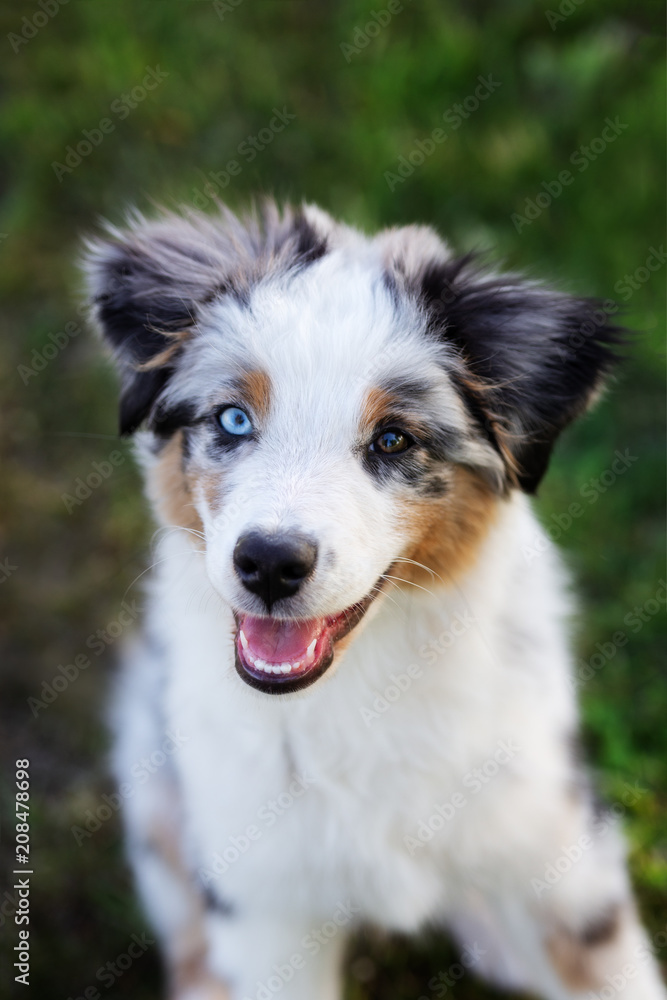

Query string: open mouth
233 579 386 694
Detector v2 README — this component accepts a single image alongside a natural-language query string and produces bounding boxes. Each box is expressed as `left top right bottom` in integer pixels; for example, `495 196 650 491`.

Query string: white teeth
305 639 317 662
243 650 293 675
241 643 305 677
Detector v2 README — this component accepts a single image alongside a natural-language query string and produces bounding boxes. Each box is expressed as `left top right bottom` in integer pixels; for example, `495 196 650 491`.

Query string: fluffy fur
83 201 665 1000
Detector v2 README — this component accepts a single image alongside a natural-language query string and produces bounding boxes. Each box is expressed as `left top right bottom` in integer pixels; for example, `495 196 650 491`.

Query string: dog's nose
233 531 318 610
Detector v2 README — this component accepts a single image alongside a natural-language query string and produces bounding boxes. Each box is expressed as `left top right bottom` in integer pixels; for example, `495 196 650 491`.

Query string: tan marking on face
238 368 272 421
395 467 499 589
546 909 622 991
193 470 226 519
146 432 205 535
362 386 398 431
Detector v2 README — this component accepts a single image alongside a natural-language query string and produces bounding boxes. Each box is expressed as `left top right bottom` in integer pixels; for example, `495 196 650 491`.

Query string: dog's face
139 253 503 694
84 201 620 694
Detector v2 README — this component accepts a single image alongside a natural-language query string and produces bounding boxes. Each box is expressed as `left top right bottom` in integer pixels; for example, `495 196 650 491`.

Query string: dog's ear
83 204 332 435
417 254 624 493
82 214 228 435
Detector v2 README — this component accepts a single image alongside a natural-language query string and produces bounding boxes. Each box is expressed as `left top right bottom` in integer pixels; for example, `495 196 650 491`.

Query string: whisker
382 574 438 601
151 524 206 548
374 581 407 618
173 526 206 543
393 556 482 621
121 549 196 603
393 555 445 585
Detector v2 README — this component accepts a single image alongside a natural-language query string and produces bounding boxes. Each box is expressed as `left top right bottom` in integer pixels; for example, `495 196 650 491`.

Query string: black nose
233 531 318 611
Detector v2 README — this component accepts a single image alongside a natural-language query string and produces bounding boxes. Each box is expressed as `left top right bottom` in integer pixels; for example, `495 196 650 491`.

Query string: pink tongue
240 614 325 662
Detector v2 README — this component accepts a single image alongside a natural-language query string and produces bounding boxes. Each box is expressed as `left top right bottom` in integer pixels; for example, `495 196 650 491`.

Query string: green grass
0 1 664 996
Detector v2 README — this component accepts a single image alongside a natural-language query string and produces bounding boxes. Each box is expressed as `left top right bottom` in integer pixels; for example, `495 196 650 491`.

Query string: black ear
83 204 332 435
83 216 228 434
418 254 625 493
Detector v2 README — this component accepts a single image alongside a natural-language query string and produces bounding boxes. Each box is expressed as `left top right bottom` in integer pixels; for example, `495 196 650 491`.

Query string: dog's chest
165 636 500 931
178 703 454 930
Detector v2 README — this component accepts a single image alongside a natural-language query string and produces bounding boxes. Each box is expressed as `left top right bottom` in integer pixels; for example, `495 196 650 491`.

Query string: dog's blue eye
371 429 412 455
218 406 253 436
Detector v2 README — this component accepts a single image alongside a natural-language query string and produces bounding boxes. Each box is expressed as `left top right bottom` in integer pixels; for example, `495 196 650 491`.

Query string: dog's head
83 201 621 694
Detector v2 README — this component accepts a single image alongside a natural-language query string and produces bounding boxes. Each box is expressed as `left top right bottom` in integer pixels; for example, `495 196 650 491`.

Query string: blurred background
0 1 664 996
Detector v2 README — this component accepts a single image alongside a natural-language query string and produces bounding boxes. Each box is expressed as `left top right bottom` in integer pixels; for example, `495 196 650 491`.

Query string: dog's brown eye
371 429 411 455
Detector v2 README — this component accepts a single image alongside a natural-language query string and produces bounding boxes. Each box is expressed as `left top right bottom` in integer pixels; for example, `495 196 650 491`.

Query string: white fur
113 500 665 998
98 211 664 1000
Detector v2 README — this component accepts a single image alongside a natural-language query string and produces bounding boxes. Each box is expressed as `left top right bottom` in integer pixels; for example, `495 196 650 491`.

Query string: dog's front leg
203 910 348 1000
450 803 666 999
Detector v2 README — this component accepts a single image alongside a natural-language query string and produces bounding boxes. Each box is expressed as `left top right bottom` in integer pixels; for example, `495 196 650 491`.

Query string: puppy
83 201 665 1000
